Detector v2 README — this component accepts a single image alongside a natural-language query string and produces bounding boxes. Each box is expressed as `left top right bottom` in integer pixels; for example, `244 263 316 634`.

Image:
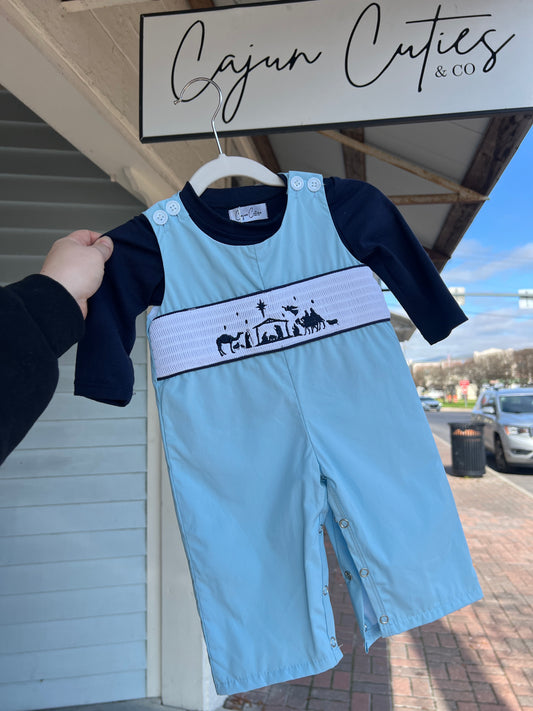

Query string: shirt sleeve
325 177 467 344
74 214 164 406
1 274 84 464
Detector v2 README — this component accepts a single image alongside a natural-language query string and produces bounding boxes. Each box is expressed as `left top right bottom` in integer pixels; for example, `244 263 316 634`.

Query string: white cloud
443 242 533 284
450 238 491 260
401 307 533 363
386 239 533 362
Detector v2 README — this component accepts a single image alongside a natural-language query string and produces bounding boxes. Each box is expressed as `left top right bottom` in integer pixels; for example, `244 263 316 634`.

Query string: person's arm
0 231 113 465
325 178 467 344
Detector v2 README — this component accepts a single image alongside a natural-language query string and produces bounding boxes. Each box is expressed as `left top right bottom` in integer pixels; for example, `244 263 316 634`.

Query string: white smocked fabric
148 265 389 379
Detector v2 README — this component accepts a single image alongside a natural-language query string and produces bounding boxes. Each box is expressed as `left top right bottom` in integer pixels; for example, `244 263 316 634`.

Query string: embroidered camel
295 309 326 334
216 332 243 356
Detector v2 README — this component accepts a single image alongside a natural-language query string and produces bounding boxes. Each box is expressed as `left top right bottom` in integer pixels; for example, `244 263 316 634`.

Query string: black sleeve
325 177 467 344
74 214 164 407
0 274 84 465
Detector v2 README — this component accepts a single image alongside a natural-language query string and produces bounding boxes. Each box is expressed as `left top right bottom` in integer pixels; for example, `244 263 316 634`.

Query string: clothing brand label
148 265 390 379
228 203 268 223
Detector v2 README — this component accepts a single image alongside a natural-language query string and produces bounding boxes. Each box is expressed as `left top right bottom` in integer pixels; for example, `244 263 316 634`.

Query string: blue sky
395 128 533 363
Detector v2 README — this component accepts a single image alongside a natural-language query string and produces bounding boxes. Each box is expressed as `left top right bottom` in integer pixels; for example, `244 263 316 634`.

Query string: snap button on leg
330 636 337 647
338 518 349 529
380 615 389 625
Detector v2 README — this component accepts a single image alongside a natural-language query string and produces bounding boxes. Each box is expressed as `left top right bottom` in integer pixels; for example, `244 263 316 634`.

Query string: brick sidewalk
224 438 533 711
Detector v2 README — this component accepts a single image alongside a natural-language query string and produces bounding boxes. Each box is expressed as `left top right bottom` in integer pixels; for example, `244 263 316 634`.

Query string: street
425 409 471 443
425 409 533 496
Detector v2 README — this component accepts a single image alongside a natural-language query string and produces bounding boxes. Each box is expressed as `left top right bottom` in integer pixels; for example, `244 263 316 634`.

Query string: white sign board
140 0 533 142
449 287 466 306
519 289 533 309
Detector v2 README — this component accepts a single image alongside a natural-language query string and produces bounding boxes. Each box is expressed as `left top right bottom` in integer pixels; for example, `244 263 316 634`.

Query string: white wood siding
0 87 148 711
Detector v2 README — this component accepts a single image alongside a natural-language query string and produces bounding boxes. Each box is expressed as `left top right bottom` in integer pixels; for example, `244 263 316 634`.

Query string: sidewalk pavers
224 437 533 711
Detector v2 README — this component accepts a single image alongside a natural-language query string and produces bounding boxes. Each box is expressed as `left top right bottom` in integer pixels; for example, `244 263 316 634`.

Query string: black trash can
449 422 486 477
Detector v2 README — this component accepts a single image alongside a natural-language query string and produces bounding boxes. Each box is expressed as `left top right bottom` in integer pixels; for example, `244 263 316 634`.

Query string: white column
147 339 225 711
160 458 227 711
146 344 162 699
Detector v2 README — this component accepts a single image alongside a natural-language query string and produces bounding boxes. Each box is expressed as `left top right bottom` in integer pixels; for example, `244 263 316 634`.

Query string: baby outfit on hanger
75 173 482 695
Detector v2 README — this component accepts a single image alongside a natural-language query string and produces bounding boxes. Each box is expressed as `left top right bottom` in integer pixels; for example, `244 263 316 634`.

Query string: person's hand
40 230 114 318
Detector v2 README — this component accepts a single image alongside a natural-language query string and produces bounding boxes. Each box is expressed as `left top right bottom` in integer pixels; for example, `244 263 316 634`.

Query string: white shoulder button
153 209 168 226
166 200 181 216
290 175 304 191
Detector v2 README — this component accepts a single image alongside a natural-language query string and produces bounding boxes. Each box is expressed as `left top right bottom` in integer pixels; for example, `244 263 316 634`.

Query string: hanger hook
174 77 224 156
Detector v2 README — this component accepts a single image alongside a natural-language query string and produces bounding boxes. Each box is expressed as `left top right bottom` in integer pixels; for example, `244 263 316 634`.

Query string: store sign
140 0 533 142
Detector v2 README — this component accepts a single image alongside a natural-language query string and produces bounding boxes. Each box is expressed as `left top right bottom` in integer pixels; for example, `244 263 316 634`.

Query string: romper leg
325 501 380 651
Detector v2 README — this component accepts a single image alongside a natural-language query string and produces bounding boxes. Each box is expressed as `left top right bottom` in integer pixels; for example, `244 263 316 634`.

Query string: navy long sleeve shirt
75 178 466 406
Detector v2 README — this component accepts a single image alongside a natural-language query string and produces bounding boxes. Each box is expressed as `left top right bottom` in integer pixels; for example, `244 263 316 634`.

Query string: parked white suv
471 388 533 471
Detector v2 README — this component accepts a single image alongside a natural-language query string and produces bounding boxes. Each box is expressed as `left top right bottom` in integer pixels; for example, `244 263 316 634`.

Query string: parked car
420 396 441 412
471 387 533 471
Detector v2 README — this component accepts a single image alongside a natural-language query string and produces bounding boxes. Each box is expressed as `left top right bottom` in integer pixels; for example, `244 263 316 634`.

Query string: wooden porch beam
319 129 488 203
188 0 216 8
61 0 162 10
341 128 366 181
389 193 488 206
247 134 282 174
431 112 533 271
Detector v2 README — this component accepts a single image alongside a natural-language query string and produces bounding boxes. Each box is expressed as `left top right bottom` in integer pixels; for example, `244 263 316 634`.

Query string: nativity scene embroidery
215 295 339 357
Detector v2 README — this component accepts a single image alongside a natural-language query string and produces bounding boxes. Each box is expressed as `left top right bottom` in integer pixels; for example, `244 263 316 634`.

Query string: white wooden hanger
175 77 285 196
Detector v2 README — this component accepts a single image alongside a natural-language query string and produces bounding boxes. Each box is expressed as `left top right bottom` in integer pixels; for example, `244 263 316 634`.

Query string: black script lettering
437 27 515 73
345 3 515 94
479 30 515 73
345 4 453 93
171 22 321 124
212 47 321 123
171 20 207 103
437 27 472 56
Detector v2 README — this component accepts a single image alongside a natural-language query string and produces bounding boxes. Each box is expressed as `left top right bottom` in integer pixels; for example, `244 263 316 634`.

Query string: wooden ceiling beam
431 112 533 270
61 0 162 10
247 134 281 174
390 193 487 206
340 128 366 181
319 129 488 204
188 0 216 7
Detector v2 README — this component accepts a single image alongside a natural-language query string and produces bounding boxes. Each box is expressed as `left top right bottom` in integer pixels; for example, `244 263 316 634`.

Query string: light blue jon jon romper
145 172 483 696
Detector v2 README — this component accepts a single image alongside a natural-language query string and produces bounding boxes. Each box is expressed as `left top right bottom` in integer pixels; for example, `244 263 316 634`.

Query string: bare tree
412 348 533 398
514 348 533 385
412 365 436 391
484 352 514 385
463 358 485 396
